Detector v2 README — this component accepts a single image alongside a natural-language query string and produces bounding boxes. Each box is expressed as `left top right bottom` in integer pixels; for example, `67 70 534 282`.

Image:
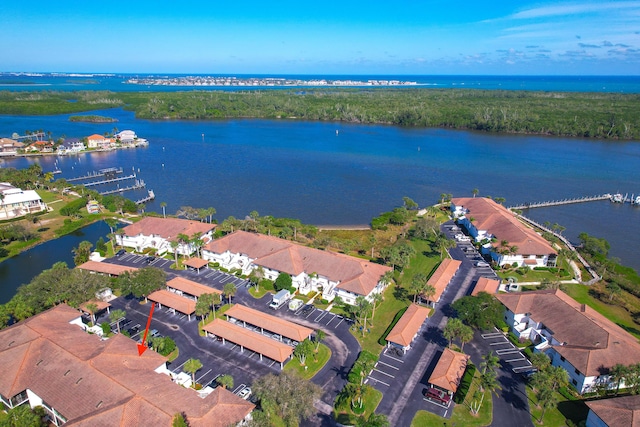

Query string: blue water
0 221 111 304
1 73 640 93
1 107 639 274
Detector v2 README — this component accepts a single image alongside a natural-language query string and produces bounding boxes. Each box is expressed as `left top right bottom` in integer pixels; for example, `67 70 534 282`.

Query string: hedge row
453 363 476 404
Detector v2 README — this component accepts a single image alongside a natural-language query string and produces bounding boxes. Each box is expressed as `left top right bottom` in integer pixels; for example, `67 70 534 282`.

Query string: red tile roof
77 260 138 276
386 304 430 347
166 277 221 297
204 231 391 297
471 277 500 296
427 258 461 302
451 197 556 256
148 290 196 315
0 304 254 426
497 290 640 376
225 304 313 342
202 318 294 362
122 217 215 241
428 348 470 393
183 257 209 269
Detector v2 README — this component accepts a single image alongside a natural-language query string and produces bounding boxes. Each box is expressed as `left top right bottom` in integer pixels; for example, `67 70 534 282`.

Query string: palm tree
481 352 500 374
410 274 428 303
370 292 383 320
216 374 234 389
105 218 118 255
314 329 326 353
536 387 557 423
195 297 210 327
109 309 126 334
610 363 629 395
160 201 167 218
85 302 98 325
223 283 236 305
355 296 373 337
459 324 474 350
211 293 222 318
472 188 479 198
176 233 190 258
170 240 180 268
421 284 436 306
183 358 203 388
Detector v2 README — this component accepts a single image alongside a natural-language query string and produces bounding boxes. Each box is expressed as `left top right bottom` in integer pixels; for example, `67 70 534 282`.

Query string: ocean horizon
1 72 640 93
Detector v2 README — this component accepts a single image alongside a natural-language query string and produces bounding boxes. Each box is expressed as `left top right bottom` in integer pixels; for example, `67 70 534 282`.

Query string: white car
475 261 490 267
238 387 252 400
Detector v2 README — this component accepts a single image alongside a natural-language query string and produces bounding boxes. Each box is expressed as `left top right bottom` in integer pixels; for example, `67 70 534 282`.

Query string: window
572 379 577 386
560 356 565 362
574 368 580 375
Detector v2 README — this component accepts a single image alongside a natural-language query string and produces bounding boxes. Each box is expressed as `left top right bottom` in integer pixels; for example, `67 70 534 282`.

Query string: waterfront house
57 138 85 154
0 304 254 426
451 197 557 268
0 182 48 220
116 217 216 256
497 289 640 394
86 134 113 149
115 130 137 143
0 138 24 156
202 231 392 305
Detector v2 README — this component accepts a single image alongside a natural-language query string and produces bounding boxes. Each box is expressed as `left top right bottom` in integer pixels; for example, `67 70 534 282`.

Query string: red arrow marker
137 303 155 356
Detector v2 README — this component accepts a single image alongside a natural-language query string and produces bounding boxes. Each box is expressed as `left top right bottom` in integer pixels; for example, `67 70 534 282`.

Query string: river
0 108 638 303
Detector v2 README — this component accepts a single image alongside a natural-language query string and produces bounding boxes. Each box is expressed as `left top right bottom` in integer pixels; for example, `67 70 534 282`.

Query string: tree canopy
450 292 504 330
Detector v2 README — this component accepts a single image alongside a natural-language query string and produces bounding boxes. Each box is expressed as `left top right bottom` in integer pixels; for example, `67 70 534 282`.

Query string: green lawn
563 284 640 340
526 386 588 426
334 386 383 425
284 343 331 379
496 266 573 283
400 238 441 290
248 285 271 299
350 285 408 354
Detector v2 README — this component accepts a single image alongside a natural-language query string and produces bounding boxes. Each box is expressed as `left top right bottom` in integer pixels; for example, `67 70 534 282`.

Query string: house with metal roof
0 182 48 220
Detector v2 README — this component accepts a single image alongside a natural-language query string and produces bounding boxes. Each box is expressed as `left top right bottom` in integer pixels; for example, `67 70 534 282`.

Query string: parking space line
506 357 526 362
382 353 404 363
496 349 520 355
195 369 212 384
315 311 328 322
334 318 345 328
305 309 317 318
481 333 503 338
325 314 336 325
367 377 390 387
423 397 451 409
377 360 400 370
490 341 512 346
372 368 394 379
172 361 187 373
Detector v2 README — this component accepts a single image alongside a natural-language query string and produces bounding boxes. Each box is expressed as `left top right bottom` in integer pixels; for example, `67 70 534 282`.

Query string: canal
0 221 111 304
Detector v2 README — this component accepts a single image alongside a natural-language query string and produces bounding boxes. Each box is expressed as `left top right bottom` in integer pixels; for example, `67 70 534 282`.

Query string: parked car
423 387 451 404
116 249 126 256
475 261 490 267
301 305 314 315
238 387 252 400
150 329 160 337
145 256 156 264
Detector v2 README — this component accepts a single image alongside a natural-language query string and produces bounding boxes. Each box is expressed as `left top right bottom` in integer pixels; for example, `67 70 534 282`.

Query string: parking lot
366 347 404 389
481 331 533 374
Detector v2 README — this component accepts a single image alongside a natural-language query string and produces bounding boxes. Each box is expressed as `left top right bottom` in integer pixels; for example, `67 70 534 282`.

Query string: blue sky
1 1 639 74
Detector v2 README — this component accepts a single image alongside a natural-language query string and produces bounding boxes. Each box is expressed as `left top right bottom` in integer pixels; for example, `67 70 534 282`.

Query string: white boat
634 196 640 205
611 193 623 203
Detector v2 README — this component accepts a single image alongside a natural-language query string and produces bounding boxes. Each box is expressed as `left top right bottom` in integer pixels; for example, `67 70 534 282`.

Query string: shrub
100 322 111 336
347 350 379 384
60 197 88 216
378 306 409 345
274 272 293 291
453 363 476 404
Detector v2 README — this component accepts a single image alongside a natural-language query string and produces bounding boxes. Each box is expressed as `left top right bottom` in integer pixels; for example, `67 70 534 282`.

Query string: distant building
116 217 216 256
0 304 254 426
57 138 85 154
0 138 24 156
451 197 557 268
202 230 392 305
497 289 640 394
0 182 48 220
86 134 113 149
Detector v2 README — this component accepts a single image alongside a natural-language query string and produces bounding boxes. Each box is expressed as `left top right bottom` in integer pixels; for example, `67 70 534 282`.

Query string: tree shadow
557 400 589 426
423 326 448 348
37 227 49 232
498 372 530 412
393 285 409 301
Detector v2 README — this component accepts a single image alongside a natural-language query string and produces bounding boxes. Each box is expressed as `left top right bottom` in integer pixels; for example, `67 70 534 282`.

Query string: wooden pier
99 180 146 195
67 167 124 182
135 190 155 205
509 194 611 210
83 173 137 187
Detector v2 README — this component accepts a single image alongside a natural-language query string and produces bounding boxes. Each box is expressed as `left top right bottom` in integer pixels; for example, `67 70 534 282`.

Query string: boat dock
83 173 138 187
67 167 124 182
98 180 146 195
135 190 155 205
509 194 613 210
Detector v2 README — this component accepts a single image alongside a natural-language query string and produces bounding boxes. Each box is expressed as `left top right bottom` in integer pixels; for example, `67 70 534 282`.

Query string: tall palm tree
610 363 629 395
183 358 203 388
370 292 383 320
160 201 167 218
223 283 236 305
109 309 126 333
